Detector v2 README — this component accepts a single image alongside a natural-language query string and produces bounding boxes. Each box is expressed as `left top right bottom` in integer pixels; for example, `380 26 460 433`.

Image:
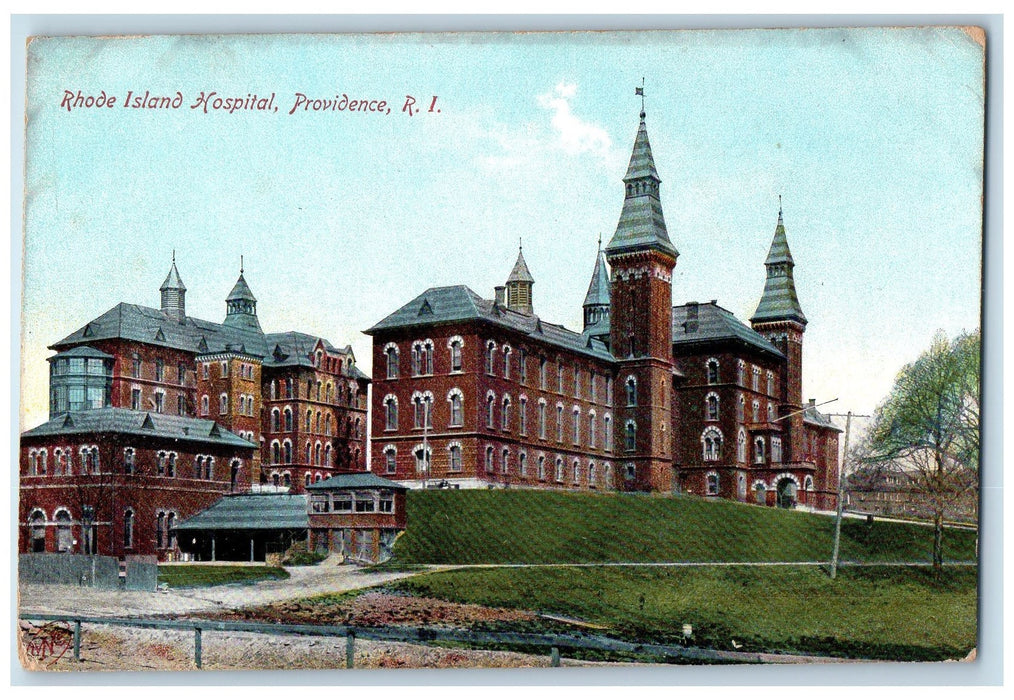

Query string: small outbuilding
306 472 407 563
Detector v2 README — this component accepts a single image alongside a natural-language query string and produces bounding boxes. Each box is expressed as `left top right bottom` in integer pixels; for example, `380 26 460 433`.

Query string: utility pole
826 410 871 579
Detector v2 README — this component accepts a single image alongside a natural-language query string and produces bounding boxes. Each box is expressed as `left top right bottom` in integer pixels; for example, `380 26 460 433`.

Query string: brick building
19 260 369 559
367 106 841 509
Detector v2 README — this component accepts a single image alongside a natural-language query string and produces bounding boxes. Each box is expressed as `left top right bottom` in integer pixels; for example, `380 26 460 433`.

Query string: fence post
550 646 561 667
73 620 81 661
345 631 355 669
194 627 202 669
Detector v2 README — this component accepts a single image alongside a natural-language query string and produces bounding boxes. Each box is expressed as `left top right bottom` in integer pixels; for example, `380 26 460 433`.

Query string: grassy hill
389 490 978 565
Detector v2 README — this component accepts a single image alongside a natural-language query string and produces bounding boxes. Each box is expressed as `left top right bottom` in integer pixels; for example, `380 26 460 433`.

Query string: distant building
307 472 408 563
367 104 841 509
19 260 369 560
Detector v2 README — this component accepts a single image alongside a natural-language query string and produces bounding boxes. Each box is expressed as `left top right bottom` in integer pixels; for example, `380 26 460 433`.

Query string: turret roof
506 247 534 284
751 206 807 326
582 245 610 309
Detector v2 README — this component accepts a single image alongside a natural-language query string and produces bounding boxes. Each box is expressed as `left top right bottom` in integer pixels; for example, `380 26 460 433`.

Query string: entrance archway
776 477 798 509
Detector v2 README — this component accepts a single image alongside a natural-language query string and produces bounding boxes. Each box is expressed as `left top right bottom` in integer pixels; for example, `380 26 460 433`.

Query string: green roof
175 493 308 531
751 208 807 326
306 471 408 491
21 407 257 449
672 302 784 358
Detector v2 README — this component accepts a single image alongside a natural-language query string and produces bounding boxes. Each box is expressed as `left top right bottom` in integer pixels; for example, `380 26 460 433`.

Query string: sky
19 28 984 432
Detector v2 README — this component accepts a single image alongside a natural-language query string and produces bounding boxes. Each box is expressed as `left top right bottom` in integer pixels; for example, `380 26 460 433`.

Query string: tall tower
505 244 535 315
224 260 262 332
750 201 807 462
582 237 610 332
159 252 187 323
605 103 679 492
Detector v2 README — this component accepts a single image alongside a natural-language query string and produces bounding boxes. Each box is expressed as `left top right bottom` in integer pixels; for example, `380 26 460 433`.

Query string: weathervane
635 77 645 114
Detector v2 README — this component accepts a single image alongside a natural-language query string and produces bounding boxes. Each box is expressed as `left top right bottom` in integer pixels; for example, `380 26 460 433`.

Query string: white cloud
537 81 612 158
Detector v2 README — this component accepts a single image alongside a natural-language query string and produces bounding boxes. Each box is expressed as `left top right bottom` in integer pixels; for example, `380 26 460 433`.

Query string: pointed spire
505 243 535 314
506 244 535 284
605 106 678 260
224 262 262 331
582 238 611 331
160 253 187 322
751 201 806 327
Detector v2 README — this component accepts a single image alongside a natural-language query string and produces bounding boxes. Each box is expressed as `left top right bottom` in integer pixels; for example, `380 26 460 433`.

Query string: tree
864 329 980 577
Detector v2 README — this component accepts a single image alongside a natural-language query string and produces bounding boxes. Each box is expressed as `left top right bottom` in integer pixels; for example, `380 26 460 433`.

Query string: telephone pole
826 410 871 579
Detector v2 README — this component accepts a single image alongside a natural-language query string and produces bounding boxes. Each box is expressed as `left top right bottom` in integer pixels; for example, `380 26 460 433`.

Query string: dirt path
18 564 422 618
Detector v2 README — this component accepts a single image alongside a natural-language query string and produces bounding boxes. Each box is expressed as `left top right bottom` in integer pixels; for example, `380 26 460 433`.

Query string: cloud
537 82 612 157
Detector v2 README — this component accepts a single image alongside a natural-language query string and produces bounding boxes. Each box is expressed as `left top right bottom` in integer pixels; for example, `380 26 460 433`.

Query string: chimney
808 398 816 407
685 301 699 333
494 285 505 307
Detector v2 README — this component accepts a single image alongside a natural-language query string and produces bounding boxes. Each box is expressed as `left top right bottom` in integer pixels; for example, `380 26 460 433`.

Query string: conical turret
505 244 534 315
582 237 610 330
751 203 807 327
160 251 187 323
224 258 262 332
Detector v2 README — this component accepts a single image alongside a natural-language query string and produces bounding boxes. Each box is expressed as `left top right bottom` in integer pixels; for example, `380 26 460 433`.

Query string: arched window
282 472 291 488
485 446 495 473
771 437 783 463
625 420 636 452
502 448 510 475
556 404 564 442
625 376 637 406
305 473 312 487
413 394 432 429
230 461 240 491
449 338 463 373
270 380 277 399
737 361 746 385
519 452 527 477
538 400 547 439
123 448 135 475
449 444 462 472
538 455 546 480
219 393 228 414
283 440 292 464
707 359 719 384
501 396 511 431
306 441 313 464
382 445 397 474
305 409 312 432
448 389 464 427
270 441 280 465
284 407 293 431
167 452 177 477
706 393 719 421
589 462 597 487
205 456 215 480
737 395 745 422
555 457 564 482
752 400 761 423
385 344 399 379
572 459 580 484
156 512 166 549
422 340 434 375
486 393 496 429
604 414 613 451
768 403 777 422
572 407 581 445
702 428 722 461
754 437 766 463
55 509 72 553
589 413 597 448
485 341 497 375
754 482 767 505
325 444 332 467
706 473 719 495
384 395 398 431
803 475 814 491
737 429 747 462
355 418 363 439
315 442 322 466
123 509 135 549
271 408 280 432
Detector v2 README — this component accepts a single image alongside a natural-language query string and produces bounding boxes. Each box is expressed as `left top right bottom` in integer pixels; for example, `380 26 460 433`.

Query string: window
574 368 581 399
555 457 564 482
150 390 163 414
754 437 766 464
556 404 564 442
538 401 547 439
736 395 745 421
752 400 761 423
325 444 332 467
270 442 280 465
606 377 613 405
485 341 496 375
221 361 229 377
219 393 228 414
706 393 719 421
156 512 166 549
557 362 564 393
177 395 185 416
283 440 292 464
625 464 636 481
625 420 636 452
737 361 746 385
706 473 719 496
449 444 462 472
485 393 495 429
285 378 293 399
519 348 527 384
604 415 613 451
167 452 177 477
132 388 142 411
767 371 775 396
123 509 135 548
155 359 164 382
284 407 293 431
519 452 527 477
502 448 510 475
572 407 580 445
448 389 464 427
803 475 813 491
123 448 135 475
379 491 394 513
132 354 142 378
589 413 597 448
538 455 546 480
413 394 432 429
354 492 376 513
767 404 777 422
590 371 597 403
384 395 398 431
449 337 463 373
752 366 761 392
707 359 719 384
503 346 512 379
384 446 397 474
270 408 280 431
230 462 239 491
625 377 637 406
702 428 722 461
519 397 527 435
589 462 597 487
485 446 494 473
771 437 782 463
539 357 547 389
737 429 747 462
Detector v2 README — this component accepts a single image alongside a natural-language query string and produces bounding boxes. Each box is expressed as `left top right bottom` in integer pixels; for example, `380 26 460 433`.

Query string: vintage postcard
15 27 985 675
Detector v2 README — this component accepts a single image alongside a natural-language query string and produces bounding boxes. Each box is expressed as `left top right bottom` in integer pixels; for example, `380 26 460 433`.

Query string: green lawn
390 490 978 565
388 565 977 661
157 565 289 589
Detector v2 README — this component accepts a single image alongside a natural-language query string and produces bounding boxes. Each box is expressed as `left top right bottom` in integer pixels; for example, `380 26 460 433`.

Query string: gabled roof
20 407 257 448
366 285 613 362
306 471 408 491
47 345 114 361
174 493 308 532
672 302 784 358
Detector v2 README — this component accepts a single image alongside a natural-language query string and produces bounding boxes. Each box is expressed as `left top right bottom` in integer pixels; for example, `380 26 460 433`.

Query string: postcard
16 27 985 674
